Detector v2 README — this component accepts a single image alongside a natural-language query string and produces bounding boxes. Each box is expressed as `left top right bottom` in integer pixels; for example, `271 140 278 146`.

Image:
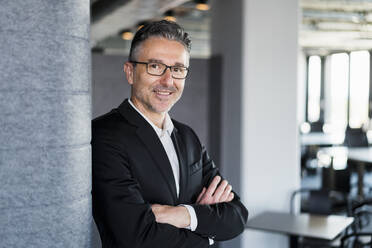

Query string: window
349 51 370 128
307 56 321 122
305 51 371 132
326 53 349 132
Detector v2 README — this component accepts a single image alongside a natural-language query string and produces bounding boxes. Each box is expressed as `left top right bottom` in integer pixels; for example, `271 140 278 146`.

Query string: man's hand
196 176 234 205
151 204 191 228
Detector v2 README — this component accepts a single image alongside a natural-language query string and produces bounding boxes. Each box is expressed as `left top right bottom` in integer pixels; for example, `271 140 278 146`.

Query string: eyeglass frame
129 61 189 79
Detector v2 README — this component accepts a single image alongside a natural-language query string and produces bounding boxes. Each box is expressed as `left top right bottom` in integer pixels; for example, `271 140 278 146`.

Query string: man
92 20 248 248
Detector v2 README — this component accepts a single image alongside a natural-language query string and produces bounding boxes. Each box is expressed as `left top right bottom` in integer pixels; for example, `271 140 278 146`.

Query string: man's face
124 37 189 116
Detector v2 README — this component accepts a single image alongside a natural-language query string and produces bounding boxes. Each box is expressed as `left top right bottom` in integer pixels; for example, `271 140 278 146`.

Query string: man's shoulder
93 109 123 127
172 119 193 133
92 108 133 137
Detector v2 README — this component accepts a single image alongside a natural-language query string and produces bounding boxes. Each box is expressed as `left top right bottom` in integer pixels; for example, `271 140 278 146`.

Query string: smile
154 90 173 96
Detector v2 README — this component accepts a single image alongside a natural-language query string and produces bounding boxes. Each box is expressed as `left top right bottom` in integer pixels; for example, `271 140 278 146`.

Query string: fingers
219 184 232 202
196 175 235 205
212 179 229 202
227 192 234 202
196 187 206 203
205 176 221 197
196 176 220 205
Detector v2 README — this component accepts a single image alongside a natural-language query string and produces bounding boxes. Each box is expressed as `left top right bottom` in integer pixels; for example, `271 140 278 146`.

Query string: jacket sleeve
190 146 249 241
92 137 209 248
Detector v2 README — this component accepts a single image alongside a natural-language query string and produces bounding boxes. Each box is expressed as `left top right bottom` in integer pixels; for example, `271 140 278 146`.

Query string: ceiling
91 0 372 57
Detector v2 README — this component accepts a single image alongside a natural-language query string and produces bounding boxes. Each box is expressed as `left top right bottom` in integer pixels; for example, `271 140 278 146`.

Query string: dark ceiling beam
91 0 131 23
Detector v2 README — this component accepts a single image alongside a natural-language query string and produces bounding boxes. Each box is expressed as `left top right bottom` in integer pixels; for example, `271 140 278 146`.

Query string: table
301 132 345 146
348 147 372 163
246 211 354 248
318 146 372 197
318 146 372 163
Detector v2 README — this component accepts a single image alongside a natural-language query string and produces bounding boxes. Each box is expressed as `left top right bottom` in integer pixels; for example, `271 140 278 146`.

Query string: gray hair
128 20 192 61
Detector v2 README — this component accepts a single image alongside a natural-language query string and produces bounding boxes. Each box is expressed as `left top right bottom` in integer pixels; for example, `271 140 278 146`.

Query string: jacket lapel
171 129 188 204
118 99 178 203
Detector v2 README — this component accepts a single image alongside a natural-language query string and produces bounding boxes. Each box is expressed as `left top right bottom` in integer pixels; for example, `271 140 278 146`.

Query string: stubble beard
132 86 182 115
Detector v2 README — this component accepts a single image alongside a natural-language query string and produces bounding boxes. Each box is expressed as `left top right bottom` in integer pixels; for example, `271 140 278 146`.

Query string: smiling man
92 20 248 248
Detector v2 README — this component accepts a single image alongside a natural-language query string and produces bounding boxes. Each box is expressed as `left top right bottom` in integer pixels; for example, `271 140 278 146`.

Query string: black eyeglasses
130 61 189 79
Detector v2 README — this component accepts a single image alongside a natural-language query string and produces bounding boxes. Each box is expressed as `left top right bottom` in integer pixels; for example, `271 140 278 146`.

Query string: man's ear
124 62 134 85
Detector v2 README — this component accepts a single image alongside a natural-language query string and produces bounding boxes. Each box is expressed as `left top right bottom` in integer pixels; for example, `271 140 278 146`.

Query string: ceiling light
300 122 311 134
120 29 134 40
195 0 209 11
196 3 209 11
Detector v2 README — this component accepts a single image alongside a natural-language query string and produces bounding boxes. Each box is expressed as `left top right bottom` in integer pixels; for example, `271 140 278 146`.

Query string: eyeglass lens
147 63 187 79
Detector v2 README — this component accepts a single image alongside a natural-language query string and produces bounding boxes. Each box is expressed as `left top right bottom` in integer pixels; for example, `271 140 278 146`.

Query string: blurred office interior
2 0 372 247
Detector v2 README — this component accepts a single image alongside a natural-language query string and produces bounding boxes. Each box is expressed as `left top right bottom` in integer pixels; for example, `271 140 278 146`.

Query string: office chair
322 166 352 212
309 121 325 133
350 199 372 232
344 127 369 148
290 189 351 248
340 233 372 247
322 165 351 192
338 200 372 247
290 188 350 215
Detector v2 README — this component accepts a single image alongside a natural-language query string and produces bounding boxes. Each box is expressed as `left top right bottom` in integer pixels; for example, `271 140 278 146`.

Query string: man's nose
160 67 174 86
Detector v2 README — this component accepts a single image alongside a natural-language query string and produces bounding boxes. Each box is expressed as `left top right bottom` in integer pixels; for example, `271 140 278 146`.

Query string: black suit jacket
92 99 248 248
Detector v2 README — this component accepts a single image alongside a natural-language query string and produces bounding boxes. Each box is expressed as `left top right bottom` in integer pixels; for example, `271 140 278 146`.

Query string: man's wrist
180 204 198 231
151 204 191 228
176 205 191 228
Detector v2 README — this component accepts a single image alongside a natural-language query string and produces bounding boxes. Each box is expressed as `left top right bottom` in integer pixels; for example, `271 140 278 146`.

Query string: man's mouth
154 90 172 96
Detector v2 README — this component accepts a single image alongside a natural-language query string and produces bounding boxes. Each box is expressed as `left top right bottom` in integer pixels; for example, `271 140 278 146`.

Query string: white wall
241 0 300 247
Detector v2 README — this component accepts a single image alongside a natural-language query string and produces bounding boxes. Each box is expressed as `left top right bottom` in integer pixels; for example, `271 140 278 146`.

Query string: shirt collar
128 99 174 137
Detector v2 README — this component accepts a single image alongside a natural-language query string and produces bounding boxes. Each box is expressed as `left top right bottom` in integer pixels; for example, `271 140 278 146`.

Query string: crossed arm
92 137 248 247
151 176 234 229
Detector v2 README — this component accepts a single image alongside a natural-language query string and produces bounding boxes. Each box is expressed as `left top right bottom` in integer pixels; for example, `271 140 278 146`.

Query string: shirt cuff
180 204 198 231
208 238 214 245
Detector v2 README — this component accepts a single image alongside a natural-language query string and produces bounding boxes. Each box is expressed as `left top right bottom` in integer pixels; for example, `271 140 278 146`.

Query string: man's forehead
136 37 190 64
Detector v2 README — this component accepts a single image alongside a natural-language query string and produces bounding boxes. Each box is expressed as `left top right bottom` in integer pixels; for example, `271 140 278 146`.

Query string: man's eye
173 67 180 72
150 63 160 69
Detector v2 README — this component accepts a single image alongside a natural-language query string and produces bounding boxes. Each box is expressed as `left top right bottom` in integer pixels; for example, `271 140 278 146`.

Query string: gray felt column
0 1 92 247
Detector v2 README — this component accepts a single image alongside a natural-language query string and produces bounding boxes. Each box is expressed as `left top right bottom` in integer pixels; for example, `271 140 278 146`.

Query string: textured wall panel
0 1 89 38
0 32 90 92
0 199 92 247
0 146 91 208
0 0 92 247
0 93 91 149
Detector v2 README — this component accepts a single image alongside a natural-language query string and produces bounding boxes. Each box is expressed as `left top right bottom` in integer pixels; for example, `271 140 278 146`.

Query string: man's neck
130 98 166 129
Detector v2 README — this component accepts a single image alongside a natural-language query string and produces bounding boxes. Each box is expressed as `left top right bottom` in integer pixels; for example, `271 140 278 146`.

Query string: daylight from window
349 51 370 128
327 53 349 132
307 56 321 123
